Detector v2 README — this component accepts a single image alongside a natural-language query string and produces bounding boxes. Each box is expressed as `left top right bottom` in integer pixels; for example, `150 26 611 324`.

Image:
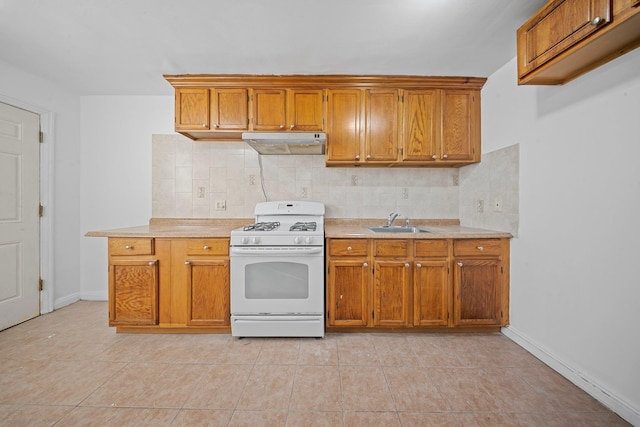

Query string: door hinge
39 131 44 143
39 277 43 291
39 204 44 218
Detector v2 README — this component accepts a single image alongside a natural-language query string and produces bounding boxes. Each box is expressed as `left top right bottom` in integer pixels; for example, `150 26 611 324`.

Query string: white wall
483 53 640 424
79 96 174 300
0 59 81 310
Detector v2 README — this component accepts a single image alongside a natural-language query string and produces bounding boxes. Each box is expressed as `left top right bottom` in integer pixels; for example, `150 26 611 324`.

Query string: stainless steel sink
367 226 430 233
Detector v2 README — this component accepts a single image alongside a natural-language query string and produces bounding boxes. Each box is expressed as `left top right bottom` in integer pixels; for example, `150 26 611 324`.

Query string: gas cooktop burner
290 221 317 231
243 221 280 231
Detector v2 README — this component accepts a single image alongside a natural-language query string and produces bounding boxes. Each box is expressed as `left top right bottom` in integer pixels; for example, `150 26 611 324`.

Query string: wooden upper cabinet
440 90 479 163
518 0 640 85
211 88 248 131
401 90 438 162
287 89 324 131
175 88 210 131
364 89 400 162
252 89 287 131
325 89 363 162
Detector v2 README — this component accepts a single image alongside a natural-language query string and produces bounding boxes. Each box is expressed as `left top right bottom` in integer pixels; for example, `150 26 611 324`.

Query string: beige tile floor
0 301 630 427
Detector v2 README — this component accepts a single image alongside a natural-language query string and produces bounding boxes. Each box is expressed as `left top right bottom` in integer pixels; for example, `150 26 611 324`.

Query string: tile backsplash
152 134 460 219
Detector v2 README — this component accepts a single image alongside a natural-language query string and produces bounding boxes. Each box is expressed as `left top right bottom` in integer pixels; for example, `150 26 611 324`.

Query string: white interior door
0 102 40 330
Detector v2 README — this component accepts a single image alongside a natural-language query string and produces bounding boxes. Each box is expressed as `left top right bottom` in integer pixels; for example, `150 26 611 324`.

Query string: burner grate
243 221 280 231
290 222 317 232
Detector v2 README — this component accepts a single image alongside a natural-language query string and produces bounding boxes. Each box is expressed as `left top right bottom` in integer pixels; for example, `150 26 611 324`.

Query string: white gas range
230 201 325 338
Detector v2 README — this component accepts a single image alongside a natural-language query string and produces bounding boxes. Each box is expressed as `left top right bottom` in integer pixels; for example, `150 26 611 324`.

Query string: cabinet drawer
329 239 368 257
186 239 229 256
109 238 154 256
373 239 409 257
414 240 448 257
454 239 502 257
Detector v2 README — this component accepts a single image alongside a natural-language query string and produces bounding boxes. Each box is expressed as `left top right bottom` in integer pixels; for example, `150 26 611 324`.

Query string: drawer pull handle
363 262 368 267
405 263 410 268
148 261 156 266
203 245 210 250
457 262 463 267
202 123 207 128
477 246 484 251
185 261 191 265
355 155 360 160
443 154 448 159
416 263 422 268
591 16 603 25
124 245 132 250
347 246 352 251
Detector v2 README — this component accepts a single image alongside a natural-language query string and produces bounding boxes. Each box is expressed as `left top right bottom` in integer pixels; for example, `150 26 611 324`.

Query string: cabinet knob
279 124 285 129
405 263 410 268
290 124 295 130
203 245 210 250
214 124 219 129
366 154 371 159
347 246 352 251
185 261 191 265
202 123 207 128
457 262 463 267
363 262 368 267
124 245 132 250
416 263 422 268
477 246 484 251
432 155 437 160
148 261 156 266
591 16 604 25
443 154 448 159
355 155 360 160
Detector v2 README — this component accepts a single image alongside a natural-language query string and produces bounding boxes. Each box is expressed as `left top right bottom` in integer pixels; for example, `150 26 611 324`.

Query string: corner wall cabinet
326 237 510 331
517 0 640 85
165 75 486 167
107 237 230 332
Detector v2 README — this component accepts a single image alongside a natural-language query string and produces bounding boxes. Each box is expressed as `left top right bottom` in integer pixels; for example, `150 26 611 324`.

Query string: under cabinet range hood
241 132 326 155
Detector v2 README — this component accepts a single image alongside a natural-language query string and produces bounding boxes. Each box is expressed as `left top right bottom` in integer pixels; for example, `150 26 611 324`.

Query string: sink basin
368 226 430 233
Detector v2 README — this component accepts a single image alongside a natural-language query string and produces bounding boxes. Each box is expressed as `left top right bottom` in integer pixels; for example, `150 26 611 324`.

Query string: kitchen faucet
387 212 400 227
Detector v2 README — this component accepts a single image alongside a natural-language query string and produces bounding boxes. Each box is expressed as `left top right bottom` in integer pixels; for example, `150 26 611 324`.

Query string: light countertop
86 218 512 239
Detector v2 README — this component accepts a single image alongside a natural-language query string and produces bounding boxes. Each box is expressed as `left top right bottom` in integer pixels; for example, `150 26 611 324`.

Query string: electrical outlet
215 200 226 211
493 198 503 212
197 187 205 198
249 175 256 185
477 199 484 213
351 175 358 186
402 188 409 199
452 174 459 186
301 187 308 199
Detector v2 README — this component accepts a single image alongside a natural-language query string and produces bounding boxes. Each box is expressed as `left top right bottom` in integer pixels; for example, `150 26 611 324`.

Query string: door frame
0 95 55 314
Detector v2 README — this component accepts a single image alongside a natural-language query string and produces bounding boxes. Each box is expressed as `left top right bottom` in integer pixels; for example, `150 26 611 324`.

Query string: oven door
230 246 324 315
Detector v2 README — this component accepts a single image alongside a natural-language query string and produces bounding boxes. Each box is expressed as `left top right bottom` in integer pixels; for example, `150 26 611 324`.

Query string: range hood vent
241 132 326 155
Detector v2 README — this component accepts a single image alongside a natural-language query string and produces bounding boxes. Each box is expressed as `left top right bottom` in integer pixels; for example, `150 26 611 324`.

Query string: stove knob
294 236 302 244
251 236 260 244
241 237 249 244
305 236 313 244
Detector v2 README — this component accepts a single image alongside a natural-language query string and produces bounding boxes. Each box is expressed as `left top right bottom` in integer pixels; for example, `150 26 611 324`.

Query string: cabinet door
252 89 286 131
517 0 611 78
440 90 478 162
185 259 230 326
175 88 210 131
402 90 438 161
453 259 501 326
327 259 369 326
288 89 324 131
326 89 362 162
413 259 449 326
373 260 410 327
365 89 399 162
211 88 249 131
109 260 159 326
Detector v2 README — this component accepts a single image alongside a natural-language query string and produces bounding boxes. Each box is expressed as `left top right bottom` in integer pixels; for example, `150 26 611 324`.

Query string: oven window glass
245 261 309 299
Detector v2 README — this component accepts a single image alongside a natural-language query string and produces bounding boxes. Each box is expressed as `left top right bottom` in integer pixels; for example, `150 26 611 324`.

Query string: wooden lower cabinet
108 237 230 332
326 237 509 331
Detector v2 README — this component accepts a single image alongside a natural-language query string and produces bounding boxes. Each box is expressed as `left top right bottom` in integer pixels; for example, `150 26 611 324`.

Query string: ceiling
0 0 546 96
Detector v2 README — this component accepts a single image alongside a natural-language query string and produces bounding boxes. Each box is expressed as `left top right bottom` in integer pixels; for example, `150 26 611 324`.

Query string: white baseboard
80 290 108 301
53 293 81 310
502 326 639 426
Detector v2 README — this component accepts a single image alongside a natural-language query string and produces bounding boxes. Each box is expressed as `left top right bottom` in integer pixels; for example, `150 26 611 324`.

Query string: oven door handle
230 246 324 255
